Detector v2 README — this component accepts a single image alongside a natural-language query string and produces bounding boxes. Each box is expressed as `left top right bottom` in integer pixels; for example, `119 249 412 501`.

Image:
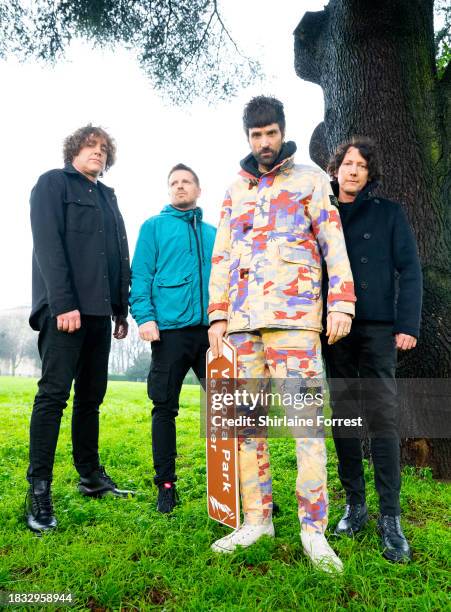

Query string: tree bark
294 0 450 477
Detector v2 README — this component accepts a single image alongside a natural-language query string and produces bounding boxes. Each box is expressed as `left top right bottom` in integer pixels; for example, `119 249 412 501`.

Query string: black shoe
25 480 57 533
78 466 135 498
157 483 179 513
334 503 369 537
378 515 412 562
272 501 281 516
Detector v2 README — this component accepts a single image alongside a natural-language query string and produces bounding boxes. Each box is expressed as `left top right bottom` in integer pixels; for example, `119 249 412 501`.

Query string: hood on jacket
240 141 297 178
160 204 203 223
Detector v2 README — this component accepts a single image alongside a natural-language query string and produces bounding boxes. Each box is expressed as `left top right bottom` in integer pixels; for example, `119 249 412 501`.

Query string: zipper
191 216 204 324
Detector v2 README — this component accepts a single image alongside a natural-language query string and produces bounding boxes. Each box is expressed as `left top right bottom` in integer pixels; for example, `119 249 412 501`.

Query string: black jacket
30 165 130 330
325 182 422 338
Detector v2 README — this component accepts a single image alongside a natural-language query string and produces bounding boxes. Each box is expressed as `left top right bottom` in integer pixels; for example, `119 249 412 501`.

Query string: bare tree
109 320 151 375
0 312 39 376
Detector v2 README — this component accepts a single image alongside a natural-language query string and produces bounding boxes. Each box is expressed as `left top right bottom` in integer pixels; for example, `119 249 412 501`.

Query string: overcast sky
1 0 330 310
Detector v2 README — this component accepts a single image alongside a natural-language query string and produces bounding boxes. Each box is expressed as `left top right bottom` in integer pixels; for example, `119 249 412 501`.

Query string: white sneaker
211 522 275 553
301 531 344 573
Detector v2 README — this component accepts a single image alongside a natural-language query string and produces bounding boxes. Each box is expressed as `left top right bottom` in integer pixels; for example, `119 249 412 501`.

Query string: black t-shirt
96 186 121 310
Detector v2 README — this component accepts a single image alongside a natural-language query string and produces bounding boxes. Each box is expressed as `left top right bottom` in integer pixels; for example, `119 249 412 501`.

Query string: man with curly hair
26 124 134 533
323 137 422 562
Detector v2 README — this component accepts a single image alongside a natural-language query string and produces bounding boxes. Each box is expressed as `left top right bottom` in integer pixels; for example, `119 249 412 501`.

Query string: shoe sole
211 529 275 553
211 536 275 554
211 542 235 553
381 548 412 562
27 526 56 536
78 487 124 498
308 558 344 574
78 486 134 498
25 518 57 534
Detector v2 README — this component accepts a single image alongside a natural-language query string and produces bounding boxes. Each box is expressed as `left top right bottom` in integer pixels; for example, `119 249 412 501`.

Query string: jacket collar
330 179 379 224
160 204 203 223
63 163 114 193
63 163 81 176
239 140 297 181
331 179 378 203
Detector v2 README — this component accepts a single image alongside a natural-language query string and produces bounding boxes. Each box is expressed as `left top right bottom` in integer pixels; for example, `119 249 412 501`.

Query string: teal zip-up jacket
130 205 216 329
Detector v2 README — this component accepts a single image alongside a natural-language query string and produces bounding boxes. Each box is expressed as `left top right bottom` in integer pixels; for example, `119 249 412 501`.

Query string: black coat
325 182 422 338
30 165 130 330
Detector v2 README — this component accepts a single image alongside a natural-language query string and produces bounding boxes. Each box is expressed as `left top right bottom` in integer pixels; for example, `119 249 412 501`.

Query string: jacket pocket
65 199 97 234
279 244 322 299
154 273 194 326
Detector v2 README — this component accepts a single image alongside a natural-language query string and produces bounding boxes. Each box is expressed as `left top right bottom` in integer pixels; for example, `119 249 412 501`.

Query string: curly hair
327 136 382 183
242 96 286 135
63 124 116 172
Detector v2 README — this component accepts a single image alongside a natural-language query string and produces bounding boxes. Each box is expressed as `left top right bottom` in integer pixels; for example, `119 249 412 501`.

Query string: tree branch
293 9 329 86
309 122 329 170
212 0 241 55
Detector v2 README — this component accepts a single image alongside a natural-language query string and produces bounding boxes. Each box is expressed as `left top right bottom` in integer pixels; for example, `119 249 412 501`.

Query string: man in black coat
322 137 422 562
27 124 134 533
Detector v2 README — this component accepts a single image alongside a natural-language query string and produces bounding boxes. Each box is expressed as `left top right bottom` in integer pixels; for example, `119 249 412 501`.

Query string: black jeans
147 326 209 485
27 307 111 482
323 322 401 515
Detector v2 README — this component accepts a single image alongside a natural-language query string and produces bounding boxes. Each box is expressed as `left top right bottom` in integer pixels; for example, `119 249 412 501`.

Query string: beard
254 148 279 168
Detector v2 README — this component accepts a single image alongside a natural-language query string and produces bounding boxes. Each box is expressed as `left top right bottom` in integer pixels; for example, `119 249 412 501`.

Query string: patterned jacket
208 153 356 333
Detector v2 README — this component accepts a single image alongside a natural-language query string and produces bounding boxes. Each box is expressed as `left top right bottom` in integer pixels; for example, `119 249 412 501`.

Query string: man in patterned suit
207 96 356 572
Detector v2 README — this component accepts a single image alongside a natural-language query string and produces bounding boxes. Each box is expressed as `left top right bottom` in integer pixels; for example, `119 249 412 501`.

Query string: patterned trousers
228 329 328 533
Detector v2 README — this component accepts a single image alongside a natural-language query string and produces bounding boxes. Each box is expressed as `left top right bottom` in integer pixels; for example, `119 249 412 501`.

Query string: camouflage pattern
208 156 356 331
229 329 328 533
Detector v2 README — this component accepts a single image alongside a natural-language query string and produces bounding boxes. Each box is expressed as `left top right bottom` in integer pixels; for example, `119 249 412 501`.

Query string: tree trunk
294 0 451 477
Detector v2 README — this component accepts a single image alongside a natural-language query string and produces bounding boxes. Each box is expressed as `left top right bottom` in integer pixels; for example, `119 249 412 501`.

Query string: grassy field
0 377 449 611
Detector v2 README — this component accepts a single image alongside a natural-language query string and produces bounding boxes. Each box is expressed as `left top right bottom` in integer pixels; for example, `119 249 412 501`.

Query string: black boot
378 515 412 562
78 466 135 498
157 483 179 513
334 503 369 536
25 480 57 533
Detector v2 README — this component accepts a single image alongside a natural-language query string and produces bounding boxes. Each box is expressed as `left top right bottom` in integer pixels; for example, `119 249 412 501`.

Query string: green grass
0 377 449 611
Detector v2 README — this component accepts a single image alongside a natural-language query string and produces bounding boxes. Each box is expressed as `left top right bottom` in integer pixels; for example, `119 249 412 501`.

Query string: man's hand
113 316 128 340
208 320 228 358
326 312 352 345
139 321 160 342
395 333 417 351
57 309 81 333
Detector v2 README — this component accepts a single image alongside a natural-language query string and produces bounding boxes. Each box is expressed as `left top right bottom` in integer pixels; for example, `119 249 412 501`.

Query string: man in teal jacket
130 163 216 513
